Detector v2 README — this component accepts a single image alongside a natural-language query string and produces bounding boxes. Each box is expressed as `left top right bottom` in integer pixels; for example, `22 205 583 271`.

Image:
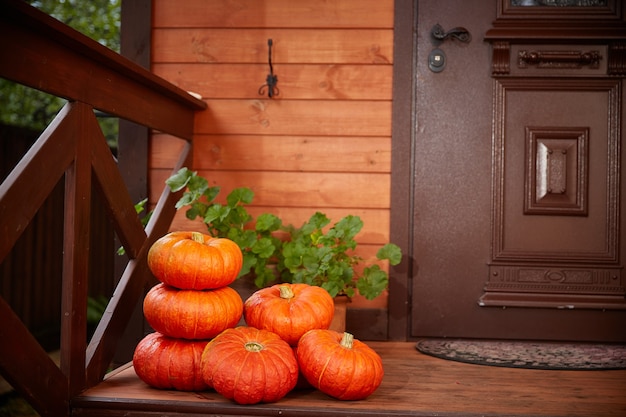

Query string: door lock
428 48 446 73
427 23 471 73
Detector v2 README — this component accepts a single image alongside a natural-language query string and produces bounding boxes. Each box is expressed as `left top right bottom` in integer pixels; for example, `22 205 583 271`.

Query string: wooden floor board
72 342 626 417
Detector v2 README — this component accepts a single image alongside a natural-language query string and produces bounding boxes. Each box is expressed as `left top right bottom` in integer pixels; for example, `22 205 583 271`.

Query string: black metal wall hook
258 38 279 98
431 23 471 44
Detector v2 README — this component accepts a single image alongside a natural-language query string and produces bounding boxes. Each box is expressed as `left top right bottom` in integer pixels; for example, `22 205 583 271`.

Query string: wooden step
72 341 626 417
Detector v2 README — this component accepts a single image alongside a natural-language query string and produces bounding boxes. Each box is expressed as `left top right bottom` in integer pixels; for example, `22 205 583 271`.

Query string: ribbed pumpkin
200 326 298 404
243 283 334 346
147 231 243 290
133 332 209 391
297 329 384 400
143 283 243 340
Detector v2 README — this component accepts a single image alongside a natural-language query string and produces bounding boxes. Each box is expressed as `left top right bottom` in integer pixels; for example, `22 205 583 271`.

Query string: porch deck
72 341 626 417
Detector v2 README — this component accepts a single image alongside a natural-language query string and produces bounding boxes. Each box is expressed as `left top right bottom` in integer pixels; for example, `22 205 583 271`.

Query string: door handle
431 23 471 44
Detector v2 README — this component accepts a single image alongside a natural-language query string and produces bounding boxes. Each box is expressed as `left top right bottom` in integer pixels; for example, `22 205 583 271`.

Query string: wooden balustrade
0 1 206 415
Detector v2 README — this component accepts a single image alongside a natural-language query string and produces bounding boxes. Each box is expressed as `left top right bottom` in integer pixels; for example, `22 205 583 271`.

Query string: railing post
60 102 93 397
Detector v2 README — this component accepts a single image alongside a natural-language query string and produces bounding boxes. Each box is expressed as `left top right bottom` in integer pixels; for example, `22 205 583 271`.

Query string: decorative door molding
481 9 626 309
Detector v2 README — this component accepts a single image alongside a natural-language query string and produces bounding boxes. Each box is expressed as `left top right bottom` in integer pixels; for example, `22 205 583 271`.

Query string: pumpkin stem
340 332 354 349
244 342 264 352
191 232 205 244
278 284 294 299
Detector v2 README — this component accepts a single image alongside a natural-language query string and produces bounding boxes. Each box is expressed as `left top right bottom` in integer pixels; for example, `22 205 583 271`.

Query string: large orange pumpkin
296 329 384 400
147 231 243 290
200 326 298 404
243 283 334 346
143 283 243 340
133 332 209 391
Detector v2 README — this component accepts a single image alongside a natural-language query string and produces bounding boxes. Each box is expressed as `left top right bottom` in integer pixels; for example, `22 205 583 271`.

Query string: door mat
415 339 626 370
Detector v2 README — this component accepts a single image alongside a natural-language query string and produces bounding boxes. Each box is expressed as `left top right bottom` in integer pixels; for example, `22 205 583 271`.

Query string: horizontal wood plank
150 169 390 210
194 100 392 136
153 0 394 29
152 63 393 100
152 29 393 65
73 342 626 417
150 134 391 173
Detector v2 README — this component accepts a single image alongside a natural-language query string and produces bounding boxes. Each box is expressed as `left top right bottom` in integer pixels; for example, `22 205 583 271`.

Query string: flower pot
329 295 350 333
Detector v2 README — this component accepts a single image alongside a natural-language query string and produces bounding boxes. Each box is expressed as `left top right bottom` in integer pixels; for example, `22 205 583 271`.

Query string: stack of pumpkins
133 231 244 391
133 231 384 405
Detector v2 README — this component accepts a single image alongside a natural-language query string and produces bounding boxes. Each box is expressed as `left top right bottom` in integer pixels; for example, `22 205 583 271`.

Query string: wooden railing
0 1 206 416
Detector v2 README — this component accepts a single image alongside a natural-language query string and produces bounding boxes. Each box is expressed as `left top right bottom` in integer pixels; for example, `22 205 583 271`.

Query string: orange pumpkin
147 231 243 290
243 283 334 346
296 329 384 400
133 332 209 391
143 283 243 340
200 326 298 404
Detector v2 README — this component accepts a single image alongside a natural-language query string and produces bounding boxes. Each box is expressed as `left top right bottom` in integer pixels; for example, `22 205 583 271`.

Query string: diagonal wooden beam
0 275 69 416
89 112 146 260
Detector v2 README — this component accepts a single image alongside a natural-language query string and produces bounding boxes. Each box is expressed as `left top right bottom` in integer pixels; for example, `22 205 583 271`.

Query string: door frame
388 0 417 341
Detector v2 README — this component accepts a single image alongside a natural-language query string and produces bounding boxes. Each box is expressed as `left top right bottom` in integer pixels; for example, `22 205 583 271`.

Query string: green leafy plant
166 168 402 300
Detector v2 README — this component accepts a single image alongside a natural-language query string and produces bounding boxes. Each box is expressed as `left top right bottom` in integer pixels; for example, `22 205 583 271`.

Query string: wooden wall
149 0 394 311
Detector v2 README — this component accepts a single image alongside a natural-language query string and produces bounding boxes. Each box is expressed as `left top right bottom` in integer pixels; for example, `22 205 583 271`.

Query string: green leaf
134 198 147 214
254 268 275 288
171 171 210 210
187 173 209 196
230 229 258 249
301 212 330 235
377 243 403 265
229 205 252 227
356 265 389 300
282 242 304 269
204 204 228 224
166 167 193 192
184 204 200 220
321 282 341 298
204 186 221 202
256 213 282 232
176 193 195 209
330 215 363 241
227 187 254 206
238 253 256 278
252 237 276 259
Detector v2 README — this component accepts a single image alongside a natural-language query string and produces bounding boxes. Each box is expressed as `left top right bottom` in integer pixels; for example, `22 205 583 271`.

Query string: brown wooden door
392 0 626 342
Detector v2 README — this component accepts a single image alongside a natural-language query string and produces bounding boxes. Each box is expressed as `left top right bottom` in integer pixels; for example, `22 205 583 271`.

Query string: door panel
403 0 626 342
483 80 623 310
